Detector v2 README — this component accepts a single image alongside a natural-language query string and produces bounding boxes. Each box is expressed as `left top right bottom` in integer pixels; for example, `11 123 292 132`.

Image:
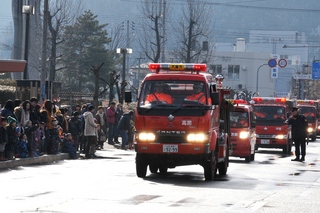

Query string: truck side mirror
125 91 132 103
211 92 219 105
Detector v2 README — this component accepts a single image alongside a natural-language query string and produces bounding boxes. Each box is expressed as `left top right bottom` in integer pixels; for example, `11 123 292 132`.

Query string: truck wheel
159 166 168 175
311 134 316 142
282 139 292 155
136 154 147 178
204 151 216 181
250 152 255 161
218 145 229 175
245 156 250 162
149 164 158 173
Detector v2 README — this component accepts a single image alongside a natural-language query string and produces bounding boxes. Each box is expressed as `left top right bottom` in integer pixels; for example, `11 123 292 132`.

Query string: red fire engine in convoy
132 63 232 181
251 97 293 154
296 100 318 141
228 99 256 162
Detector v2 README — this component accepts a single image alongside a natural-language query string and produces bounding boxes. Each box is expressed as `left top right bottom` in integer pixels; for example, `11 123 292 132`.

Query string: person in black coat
117 111 134 150
68 111 82 151
287 107 308 162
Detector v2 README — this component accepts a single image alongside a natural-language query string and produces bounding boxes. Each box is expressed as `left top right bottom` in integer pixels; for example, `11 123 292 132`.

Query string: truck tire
218 142 229 175
149 164 158 174
245 156 250 163
282 139 292 155
250 152 255 161
159 166 168 174
136 154 147 178
311 133 316 142
204 151 217 181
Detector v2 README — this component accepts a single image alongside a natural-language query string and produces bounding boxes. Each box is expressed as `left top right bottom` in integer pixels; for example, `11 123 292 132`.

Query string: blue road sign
268 59 277 68
312 61 320 80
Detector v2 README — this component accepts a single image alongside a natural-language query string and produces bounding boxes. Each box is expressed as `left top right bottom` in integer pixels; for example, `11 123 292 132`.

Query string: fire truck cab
251 97 293 154
132 63 232 181
297 100 318 141
229 99 256 162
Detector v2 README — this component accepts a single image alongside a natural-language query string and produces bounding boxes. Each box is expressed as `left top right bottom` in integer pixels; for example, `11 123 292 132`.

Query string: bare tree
137 0 170 63
47 0 83 82
173 0 215 63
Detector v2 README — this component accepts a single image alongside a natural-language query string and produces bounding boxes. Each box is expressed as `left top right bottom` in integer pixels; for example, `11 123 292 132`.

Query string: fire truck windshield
253 106 286 125
230 111 249 128
299 107 316 122
137 80 210 116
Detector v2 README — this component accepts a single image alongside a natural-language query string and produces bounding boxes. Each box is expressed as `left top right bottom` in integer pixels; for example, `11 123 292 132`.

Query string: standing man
106 102 116 145
287 107 308 162
117 111 134 150
95 106 108 149
83 105 99 159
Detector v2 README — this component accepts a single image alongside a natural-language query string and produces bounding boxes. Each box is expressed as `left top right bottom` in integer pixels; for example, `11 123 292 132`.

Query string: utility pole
136 57 145 86
161 0 166 62
40 0 49 104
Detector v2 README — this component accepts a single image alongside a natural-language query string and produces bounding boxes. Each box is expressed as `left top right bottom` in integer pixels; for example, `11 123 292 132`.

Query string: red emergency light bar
149 63 207 73
252 97 286 103
297 100 314 105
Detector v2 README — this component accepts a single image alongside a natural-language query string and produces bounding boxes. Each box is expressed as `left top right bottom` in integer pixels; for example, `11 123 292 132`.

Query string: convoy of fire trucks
129 62 318 180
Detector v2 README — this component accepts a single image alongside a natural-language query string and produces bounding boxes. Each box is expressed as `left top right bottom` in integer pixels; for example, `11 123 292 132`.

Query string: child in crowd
61 133 77 159
17 133 29 158
0 117 8 160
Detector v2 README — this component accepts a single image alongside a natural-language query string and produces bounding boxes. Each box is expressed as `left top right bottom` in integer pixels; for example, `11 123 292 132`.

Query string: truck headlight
275 135 286 139
137 132 156 141
239 131 249 139
307 127 313 133
187 133 208 143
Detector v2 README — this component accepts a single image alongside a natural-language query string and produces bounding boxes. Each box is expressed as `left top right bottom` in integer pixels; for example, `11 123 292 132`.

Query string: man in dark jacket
117 111 134 150
287 107 308 162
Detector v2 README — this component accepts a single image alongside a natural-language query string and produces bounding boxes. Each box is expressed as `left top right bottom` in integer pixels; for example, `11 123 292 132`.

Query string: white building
211 30 309 97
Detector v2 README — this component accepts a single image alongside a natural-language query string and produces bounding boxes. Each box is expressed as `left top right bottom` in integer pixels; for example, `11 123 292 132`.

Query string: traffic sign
278 59 287 68
293 74 312 80
312 61 320 80
271 67 278 78
268 59 277 68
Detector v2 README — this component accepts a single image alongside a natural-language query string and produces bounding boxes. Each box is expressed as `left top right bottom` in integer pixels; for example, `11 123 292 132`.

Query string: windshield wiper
170 104 209 115
145 103 175 112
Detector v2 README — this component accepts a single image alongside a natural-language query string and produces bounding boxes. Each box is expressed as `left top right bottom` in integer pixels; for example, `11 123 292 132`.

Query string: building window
228 65 240 80
210 64 222 75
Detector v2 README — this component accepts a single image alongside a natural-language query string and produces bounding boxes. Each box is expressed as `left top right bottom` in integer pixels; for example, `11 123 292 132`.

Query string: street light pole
40 0 49 104
117 48 132 103
256 64 268 96
22 3 34 80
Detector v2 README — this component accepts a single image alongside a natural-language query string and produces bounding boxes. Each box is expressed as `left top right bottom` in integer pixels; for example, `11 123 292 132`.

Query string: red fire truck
229 99 256 162
131 63 232 181
251 97 293 154
297 100 318 141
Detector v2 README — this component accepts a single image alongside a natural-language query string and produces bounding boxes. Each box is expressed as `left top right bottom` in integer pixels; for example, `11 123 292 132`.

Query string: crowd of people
0 98 135 161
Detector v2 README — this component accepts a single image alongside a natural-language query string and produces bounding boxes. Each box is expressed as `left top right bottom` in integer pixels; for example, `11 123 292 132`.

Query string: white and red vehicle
229 99 256 162
129 63 232 181
297 100 318 141
251 97 293 154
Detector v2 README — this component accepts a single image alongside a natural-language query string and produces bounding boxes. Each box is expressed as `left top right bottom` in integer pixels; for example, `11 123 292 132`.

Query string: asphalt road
1 140 320 213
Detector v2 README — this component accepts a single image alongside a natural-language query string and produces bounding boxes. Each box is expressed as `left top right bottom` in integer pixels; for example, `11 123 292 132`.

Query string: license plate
163 145 178 153
261 139 270 144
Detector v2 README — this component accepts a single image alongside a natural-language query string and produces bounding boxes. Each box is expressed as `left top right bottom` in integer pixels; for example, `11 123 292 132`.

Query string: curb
0 153 73 170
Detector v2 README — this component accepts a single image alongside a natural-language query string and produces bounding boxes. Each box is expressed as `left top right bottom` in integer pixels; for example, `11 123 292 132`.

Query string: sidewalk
0 142 130 170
